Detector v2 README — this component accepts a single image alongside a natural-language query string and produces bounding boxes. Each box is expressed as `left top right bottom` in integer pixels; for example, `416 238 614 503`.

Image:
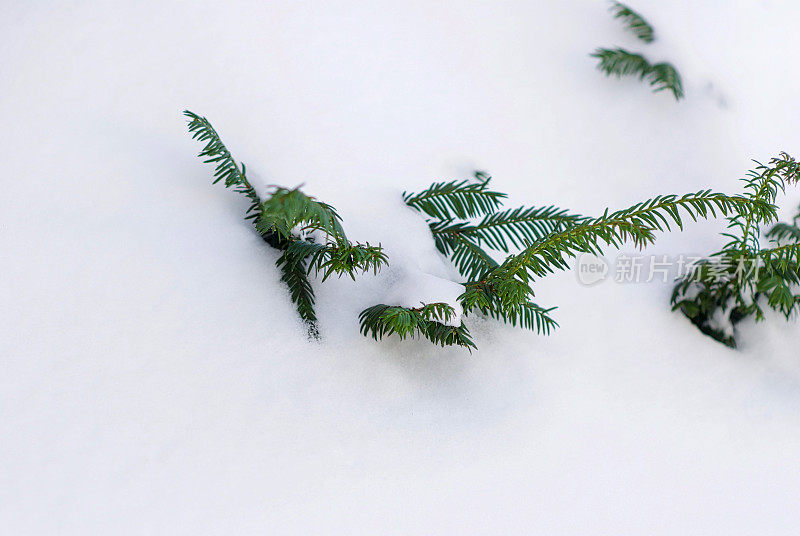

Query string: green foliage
185 111 794 352
648 63 683 99
462 192 752 341
402 177 506 220
431 205 586 254
592 48 650 78
493 191 750 282
283 239 388 282
460 282 559 334
609 2 655 43
256 187 347 242
274 238 319 332
593 3 683 101
185 110 262 220
185 110 387 336
767 204 800 243
362 173 750 349
359 303 477 350
409 174 587 280
672 153 800 347
591 48 684 100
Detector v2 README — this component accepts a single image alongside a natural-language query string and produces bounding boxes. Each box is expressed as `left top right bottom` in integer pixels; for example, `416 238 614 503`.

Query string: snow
382 269 466 326
2 0 800 534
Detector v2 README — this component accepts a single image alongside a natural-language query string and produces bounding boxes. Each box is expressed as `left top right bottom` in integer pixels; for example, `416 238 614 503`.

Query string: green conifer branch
459 282 558 334
358 303 476 350
185 110 386 337
609 2 655 43
397 172 750 348
430 228 499 280
592 48 651 79
767 215 800 244
283 239 388 282
431 206 585 252
591 48 684 100
498 191 751 283
256 187 347 242
725 153 800 253
672 153 800 347
184 110 262 220
648 63 684 100
275 243 319 334
403 178 507 220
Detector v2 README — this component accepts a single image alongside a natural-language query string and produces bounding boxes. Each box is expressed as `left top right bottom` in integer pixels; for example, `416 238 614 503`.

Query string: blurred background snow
2 0 800 533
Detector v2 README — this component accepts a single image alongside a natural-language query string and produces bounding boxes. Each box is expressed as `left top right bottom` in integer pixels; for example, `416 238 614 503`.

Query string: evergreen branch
460 281 558 334
185 111 322 335
429 226 499 280
609 2 655 43
358 303 476 350
741 153 800 200
431 205 586 252
256 187 347 242
488 218 651 287
759 243 800 280
461 269 535 313
275 242 319 336
607 191 755 232
648 62 684 100
185 110 349 242
760 279 800 318
283 240 388 281
186 110 388 338
725 153 800 253
671 264 742 348
767 221 800 244
427 204 586 280
403 178 507 220
591 48 651 79
485 301 558 334
758 245 800 318
591 48 683 101
495 191 752 282
672 153 800 347
184 110 262 220
404 175 755 347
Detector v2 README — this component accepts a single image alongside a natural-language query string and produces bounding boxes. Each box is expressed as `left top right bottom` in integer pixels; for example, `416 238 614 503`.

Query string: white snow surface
3 1 800 534
383 269 466 327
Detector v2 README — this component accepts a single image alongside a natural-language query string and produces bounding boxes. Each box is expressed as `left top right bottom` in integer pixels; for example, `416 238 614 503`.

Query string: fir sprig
648 63 684 99
185 110 387 336
403 177 506 221
256 187 347 242
724 153 800 253
430 228 500 281
767 205 800 244
460 282 558 335
498 191 753 282
609 2 655 43
409 175 586 281
672 153 800 347
362 174 751 349
185 110 262 219
359 303 477 350
591 48 684 100
432 205 586 252
592 48 650 78
275 242 319 331
283 239 388 282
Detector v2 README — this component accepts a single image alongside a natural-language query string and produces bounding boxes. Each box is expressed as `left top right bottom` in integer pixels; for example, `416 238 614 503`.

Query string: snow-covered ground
2 1 800 533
